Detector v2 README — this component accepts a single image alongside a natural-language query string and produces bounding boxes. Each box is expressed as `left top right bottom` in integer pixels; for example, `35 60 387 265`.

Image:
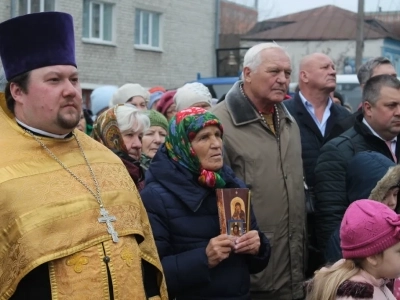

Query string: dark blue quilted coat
140 145 270 300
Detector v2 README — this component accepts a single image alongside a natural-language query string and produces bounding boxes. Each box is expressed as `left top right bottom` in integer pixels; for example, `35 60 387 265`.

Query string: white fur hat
174 82 212 112
110 83 150 106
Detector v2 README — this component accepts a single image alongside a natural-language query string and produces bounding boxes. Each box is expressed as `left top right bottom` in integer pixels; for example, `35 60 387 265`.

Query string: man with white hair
212 43 305 299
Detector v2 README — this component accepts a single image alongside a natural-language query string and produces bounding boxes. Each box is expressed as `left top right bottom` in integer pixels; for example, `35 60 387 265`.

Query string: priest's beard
57 111 81 130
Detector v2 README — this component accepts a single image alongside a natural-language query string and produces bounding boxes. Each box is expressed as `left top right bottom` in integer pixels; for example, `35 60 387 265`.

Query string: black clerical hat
0 12 76 81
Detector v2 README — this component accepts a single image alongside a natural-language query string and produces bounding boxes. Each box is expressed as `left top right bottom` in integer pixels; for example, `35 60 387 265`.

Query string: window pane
142 11 149 45
134 10 141 44
103 4 113 41
82 0 90 38
31 0 41 13
19 0 28 15
44 0 55 11
91 3 101 39
151 13 160 47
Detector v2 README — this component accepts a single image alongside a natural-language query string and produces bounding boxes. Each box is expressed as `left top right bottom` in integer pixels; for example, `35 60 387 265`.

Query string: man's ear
363 101 373 118
242 67 252 83
10 82 26 104
299 70 308 83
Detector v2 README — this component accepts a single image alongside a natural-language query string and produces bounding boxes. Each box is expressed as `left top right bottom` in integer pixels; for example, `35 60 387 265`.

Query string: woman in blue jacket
140 107 270 300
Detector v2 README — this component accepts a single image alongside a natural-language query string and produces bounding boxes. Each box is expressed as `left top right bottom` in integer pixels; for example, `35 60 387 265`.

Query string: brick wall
0 0 216 90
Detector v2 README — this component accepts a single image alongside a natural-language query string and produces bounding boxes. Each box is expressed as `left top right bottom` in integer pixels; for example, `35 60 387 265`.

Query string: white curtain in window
82 0 90 38
103 4 113 41
151 13 160 47
44 0 55 11
91 3 101 39
31 0 41 13
142 11 149 45
19 0 28 15
134 9 141 44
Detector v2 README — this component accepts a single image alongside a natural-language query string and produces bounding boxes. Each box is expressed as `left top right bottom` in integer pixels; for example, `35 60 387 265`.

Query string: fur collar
337 280 374 298
369 165 400 204
224 81 294 126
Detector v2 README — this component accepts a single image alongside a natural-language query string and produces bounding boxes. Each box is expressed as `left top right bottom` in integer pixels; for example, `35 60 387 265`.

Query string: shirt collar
299 91 333 110
16 119 70 139
362 118 397 143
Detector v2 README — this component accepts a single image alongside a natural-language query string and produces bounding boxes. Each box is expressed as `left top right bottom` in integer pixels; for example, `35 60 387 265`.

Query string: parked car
191 73 239 100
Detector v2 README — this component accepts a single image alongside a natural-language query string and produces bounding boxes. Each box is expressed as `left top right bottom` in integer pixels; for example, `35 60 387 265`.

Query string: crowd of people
2 10 400 300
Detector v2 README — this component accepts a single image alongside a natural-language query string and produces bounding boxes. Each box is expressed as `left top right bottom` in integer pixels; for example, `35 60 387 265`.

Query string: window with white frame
18 0 55 15
83 0 114 42
135 9 161 49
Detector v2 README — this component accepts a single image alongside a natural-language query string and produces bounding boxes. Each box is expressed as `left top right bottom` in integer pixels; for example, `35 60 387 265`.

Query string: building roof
220 0 258 35
242 5 400 41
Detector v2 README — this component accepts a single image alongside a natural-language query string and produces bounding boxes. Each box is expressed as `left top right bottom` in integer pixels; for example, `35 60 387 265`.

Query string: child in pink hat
306 199 400 300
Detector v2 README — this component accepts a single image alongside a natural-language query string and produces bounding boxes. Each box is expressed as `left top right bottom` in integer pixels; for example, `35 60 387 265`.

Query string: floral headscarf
165 107 225 188
91 104 128 154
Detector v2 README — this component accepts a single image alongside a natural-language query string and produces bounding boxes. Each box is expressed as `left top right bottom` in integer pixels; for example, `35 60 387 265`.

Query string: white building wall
0 0 217 90
240 39 384 81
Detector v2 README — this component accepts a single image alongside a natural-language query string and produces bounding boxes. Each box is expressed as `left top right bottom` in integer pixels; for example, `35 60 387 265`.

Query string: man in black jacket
329 57 397 139
284 53 350 277
314 74 400 255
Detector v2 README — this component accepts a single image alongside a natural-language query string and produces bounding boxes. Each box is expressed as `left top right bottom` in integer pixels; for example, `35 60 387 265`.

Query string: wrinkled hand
233 230 260 255
205 234 235 268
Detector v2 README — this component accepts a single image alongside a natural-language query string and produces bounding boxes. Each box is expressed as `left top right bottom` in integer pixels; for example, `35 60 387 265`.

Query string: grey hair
243 42 289 72
0 66 6 92
362 74 400 105
357 57 393 85
116 104 150 133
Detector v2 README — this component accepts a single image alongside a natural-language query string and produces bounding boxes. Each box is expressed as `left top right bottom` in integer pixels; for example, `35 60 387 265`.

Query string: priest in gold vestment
0 12 167 300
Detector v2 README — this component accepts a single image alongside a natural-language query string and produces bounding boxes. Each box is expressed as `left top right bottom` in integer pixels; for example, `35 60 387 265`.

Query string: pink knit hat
156 90 176 115
340 199 400 259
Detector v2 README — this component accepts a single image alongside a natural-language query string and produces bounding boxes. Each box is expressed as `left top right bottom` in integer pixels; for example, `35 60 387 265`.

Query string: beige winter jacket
212 81 306 299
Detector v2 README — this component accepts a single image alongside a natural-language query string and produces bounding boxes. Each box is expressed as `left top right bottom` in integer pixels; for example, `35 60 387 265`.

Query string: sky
231 0 400 20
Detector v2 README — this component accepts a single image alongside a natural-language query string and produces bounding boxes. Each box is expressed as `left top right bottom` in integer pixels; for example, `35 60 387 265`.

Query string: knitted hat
340 199 400 259
148 91 164 109
146 109 168 132
157 90 176 115
90 85 118 117
174 82 212 111
111 83 150 106
148 86 166 94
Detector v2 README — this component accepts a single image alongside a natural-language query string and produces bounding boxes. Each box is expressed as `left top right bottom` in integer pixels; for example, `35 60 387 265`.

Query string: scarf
91 104 128 154
165 107 226 188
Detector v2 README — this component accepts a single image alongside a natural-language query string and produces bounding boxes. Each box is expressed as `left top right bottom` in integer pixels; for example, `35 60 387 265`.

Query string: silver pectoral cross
98 207 119 243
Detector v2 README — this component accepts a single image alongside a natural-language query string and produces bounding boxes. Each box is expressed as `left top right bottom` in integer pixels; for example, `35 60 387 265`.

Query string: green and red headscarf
165 107 226 188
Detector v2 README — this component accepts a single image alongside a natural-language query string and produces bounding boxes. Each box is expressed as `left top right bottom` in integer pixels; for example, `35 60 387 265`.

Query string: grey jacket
212 81 306 299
